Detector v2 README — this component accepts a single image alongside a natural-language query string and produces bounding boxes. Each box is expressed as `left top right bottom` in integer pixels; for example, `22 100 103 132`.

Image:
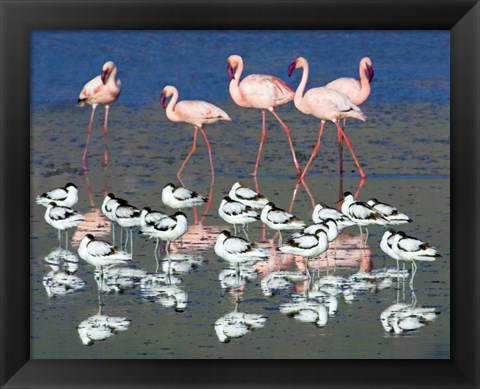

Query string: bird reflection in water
43 247 85 298
219 263 258 292
380 283 440 335
140 275 188 312
77 294 130 346
260 270 305 297
279 283 329 328
94 266 147 294
214 291 267 343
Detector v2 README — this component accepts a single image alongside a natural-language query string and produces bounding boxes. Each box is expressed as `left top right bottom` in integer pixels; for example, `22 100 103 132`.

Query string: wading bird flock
76 55 374 179
35 54 443 341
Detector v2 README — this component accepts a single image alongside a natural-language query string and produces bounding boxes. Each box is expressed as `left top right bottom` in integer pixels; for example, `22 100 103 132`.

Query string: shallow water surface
30 30 449 359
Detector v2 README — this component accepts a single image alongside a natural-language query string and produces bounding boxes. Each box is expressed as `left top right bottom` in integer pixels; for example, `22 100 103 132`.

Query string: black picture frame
1 1 478 388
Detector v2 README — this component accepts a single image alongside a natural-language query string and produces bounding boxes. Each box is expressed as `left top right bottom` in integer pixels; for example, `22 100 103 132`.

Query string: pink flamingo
326 58 374 174
227 54 302 176
160 85 231 186
288 57 367 180
77 61 122 170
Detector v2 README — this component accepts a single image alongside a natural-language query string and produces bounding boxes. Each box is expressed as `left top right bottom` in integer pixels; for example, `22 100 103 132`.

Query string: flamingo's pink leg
289 176 316 213
299 121 325 180
198 126 215 225
198 126 215 183
82 105 96 170
103 105 110 167
253 175 266 241
301 177 316 209
193 206 199 225
338 118 346 176
354 177 367 200
334 121 366 179
252 111 267 177
270 108 302 175
177 126 198 186
288 179 301 213
200 174 214 225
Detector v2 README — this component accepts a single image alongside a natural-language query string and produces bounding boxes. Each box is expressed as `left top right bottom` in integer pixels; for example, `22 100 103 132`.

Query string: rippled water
30 30 449 359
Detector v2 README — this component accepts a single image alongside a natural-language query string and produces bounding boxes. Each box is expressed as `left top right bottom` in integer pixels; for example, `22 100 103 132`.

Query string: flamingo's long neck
165 89 181 122
229 60 249 107
293 60 310 114
106 66 121 93
357 62 371 101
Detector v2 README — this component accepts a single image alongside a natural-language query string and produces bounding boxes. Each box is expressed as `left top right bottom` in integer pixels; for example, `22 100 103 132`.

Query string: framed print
1 0 479 388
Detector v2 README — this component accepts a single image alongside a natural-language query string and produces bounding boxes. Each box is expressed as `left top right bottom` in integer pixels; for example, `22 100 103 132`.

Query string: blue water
31 30 449 110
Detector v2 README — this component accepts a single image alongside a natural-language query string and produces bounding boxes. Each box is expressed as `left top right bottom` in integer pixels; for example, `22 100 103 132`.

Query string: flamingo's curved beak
101 69 109 84
227 62 235 80
367 65 375 83
160 92 167 109
287 61 297 77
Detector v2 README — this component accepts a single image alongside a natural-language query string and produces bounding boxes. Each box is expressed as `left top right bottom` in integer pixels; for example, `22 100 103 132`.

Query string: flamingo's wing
241 74 294 104
305 88 360 114
176 100 230 121
79 75 103 100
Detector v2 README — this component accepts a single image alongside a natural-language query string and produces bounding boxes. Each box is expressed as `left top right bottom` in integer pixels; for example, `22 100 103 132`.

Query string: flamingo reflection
72 167 112 248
